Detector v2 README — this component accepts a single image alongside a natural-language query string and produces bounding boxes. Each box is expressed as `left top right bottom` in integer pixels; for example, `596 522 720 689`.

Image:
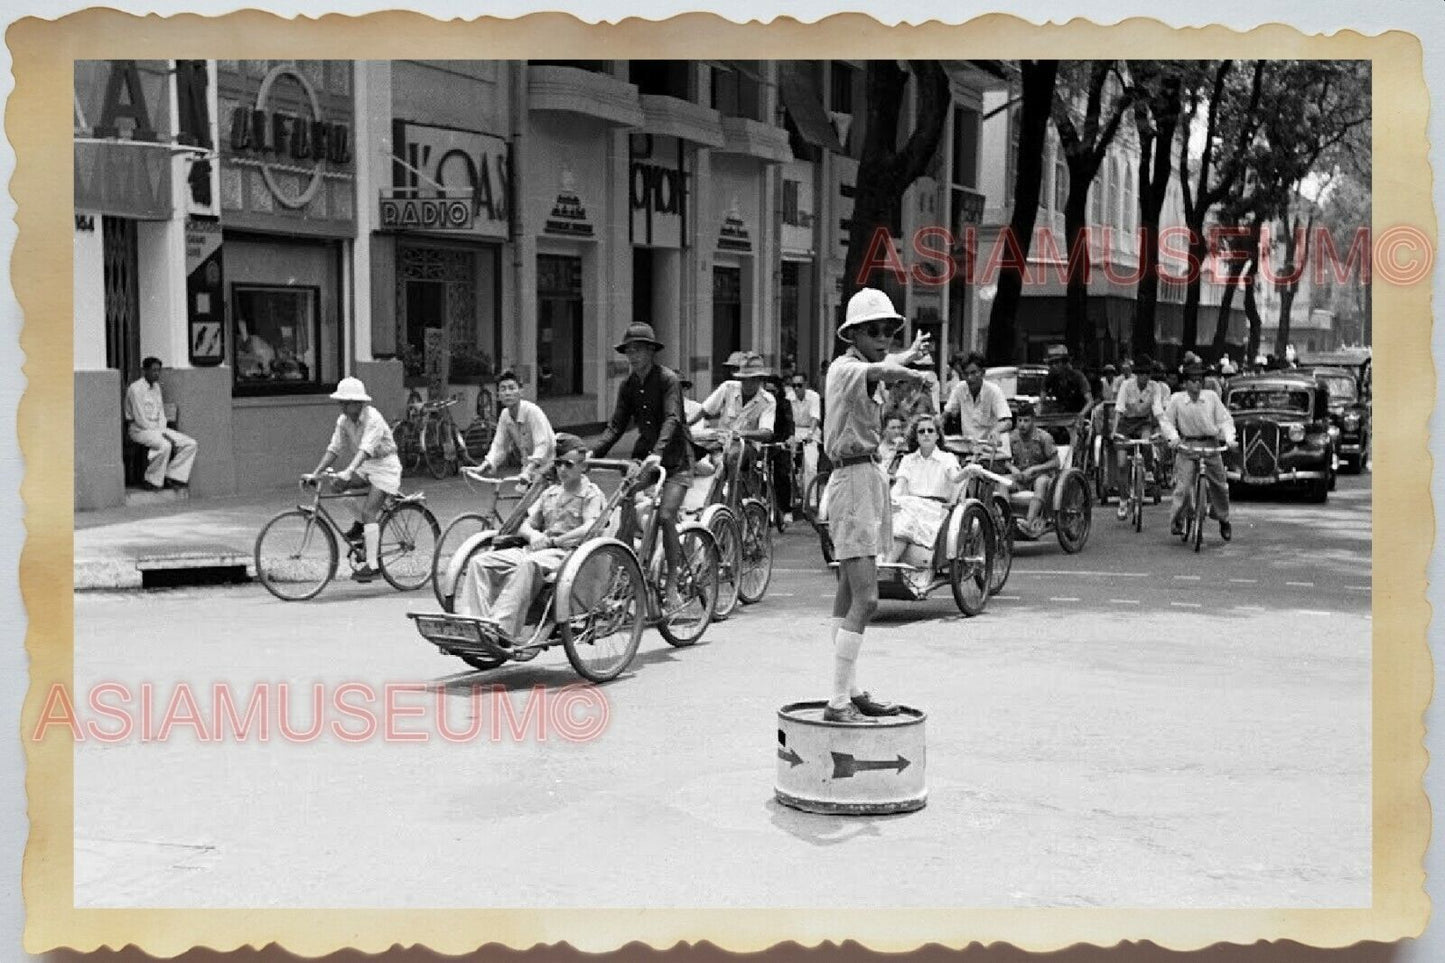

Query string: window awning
779 64 840 153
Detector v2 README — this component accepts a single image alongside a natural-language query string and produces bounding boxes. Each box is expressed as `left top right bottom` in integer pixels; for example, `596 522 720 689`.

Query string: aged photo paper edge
14 9 1432 955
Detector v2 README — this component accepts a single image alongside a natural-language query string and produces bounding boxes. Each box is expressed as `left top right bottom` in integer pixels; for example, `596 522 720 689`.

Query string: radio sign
379 195 474 231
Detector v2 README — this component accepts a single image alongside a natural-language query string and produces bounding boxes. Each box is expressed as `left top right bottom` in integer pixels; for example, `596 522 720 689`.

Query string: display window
225 233 343 395
233 285 320 385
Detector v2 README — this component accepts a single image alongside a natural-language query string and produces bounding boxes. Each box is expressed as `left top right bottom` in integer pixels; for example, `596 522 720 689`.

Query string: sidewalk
73 427 640 590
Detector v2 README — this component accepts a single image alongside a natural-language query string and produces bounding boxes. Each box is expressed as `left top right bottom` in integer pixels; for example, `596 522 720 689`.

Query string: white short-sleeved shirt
945 379 1011 441
123 378 166 432
1114 378 1167 420
825 348 884 461
327 405 398 462
893 447 962 500
789 388 822 441
701 380 776 435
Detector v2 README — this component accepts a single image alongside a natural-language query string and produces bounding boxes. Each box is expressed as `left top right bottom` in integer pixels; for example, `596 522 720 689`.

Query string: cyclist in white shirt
943 351 1013 460
788 370 823 497
478 369 556 484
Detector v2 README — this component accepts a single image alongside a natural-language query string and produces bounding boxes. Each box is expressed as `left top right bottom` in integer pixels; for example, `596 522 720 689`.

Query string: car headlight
1287 424 1306 443
1328 424 1341 438
1343 413 1361 428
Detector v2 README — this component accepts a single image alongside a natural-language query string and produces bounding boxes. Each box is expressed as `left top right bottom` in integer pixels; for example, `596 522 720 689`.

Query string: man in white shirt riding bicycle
1110 353 1167 519
943 350 1013 460
477 369 556 484
689 352 777 501
1159 363 1238 541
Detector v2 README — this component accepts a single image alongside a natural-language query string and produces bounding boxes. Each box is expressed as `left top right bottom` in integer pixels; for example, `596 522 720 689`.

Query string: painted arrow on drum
830 751 911 778
777 746 804 768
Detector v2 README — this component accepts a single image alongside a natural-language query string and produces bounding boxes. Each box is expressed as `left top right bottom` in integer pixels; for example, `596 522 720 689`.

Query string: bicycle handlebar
460 466 528 487
1174 442 1230 455
1113 435 1164 446
421 397 460 411
960 462 1012 489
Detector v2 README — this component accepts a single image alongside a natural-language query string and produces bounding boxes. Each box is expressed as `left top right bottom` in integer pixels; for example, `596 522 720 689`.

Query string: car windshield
1016 371 1046 398
1228 388 1312 414
1316 375 1357 401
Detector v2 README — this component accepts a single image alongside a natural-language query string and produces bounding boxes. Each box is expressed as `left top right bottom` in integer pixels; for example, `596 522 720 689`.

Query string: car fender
440 529 498 598
552 537 639 625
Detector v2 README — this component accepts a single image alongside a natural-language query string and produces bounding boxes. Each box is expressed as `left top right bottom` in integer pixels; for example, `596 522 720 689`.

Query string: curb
75 553 255 591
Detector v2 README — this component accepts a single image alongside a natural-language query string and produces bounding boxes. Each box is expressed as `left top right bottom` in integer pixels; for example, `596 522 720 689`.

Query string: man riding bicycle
1159 363 1238 541
476 369 556 484
943 350 1013 461
689 352 777 503
1110 353 1168 519
303 377 402 582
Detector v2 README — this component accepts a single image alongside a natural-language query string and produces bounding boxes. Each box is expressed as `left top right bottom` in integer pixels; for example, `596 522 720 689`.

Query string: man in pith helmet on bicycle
821 287 932 724
689 352 777 502
1110 353 1167 520
304 377 403 582
1159 363 1238 541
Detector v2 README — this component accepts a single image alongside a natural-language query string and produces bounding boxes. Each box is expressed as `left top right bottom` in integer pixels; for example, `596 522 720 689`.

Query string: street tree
1051 60 1134 360
986 60 1058 364
841 60 951 310
1177 60 1266 353
1123 61 1189 358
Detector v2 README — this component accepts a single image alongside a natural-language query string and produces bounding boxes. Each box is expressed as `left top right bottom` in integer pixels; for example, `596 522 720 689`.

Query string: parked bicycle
390 393 426 475
418 396 479 479
254 470 439 601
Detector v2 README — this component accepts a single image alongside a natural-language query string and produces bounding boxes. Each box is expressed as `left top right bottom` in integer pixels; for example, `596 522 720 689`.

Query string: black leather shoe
351 565 380 583
821 703 873 723
138 481 164 492
1170 522 1185 536
1219 520 1232 542
164 478 189 489
851 691 902 716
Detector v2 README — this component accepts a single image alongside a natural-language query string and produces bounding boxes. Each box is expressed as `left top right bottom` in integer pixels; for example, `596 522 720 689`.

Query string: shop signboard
717 198 752 253
629 134 689 248
780 161 816 258
391 120 510 239
185 218 225 365
227 63 353 210
543 167 595 238
73 60 173 220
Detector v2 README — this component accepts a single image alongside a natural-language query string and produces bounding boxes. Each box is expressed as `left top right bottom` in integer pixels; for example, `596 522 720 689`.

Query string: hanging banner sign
185 218 225 366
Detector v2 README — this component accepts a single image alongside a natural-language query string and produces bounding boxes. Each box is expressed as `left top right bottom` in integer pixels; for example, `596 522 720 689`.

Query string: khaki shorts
825 461 893 560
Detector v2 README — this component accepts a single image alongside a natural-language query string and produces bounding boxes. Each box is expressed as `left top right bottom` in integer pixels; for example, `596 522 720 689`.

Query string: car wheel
1306 477 1329 503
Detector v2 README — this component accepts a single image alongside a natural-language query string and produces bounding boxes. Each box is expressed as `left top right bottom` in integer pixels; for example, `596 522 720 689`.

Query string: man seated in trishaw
453 433 605 645
1004 401 1062 538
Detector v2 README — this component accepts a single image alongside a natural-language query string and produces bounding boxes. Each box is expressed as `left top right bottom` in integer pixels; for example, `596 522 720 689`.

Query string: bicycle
390 395 425 475
1112 434 1163 533
254 471 440 601
418 396 479 479
758 440 796 533
951 437 1015 596
704 432 774 603
1174 442 1230 552
680 472 742 620
431 466 551 609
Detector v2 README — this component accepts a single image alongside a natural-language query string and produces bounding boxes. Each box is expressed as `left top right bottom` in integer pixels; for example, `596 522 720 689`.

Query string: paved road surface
69 475 1372 909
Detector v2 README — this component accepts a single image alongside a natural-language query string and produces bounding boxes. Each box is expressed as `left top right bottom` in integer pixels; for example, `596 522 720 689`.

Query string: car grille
1243 425 1279 477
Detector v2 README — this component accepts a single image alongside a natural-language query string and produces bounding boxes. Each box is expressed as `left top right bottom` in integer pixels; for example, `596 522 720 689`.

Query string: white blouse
892 448 962 500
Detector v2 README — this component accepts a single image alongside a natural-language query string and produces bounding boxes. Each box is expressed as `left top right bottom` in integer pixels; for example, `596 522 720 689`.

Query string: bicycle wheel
432 512 495 608
737 499 773 603
451 421 479 467
254 509 337 601
657 527 720 647
986 498 1012 595
1054 470 1092 554
706 509 742 619
1192 476 1207 552
378 503 441 591
1132 457 1144 533
559 542 645 683
950 502 993 617
422 417 450 479
394 420 422 475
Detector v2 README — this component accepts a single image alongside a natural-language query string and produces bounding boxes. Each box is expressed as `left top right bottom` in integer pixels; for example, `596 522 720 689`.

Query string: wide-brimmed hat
329 376 371 403
614 322 665 354
1182 363 1207 380
723 350 749 369
735 353 771 379
1045 344 1070 362
837 287 904 341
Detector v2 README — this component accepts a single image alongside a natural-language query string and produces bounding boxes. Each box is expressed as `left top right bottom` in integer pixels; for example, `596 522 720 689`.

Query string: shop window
782 179 801 225
630 61 691 100
952 106 979 190
829 62 854 114
537 254 584 397
233 285 322 387
712 63 761 121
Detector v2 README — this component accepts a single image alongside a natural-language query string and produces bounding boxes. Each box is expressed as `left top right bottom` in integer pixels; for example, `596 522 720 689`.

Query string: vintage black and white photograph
54 42 1398 939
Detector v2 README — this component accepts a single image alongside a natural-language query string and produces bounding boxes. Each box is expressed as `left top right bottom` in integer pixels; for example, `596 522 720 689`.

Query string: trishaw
1011 410 1094 553
806 460 1001 616
430 465 552 609
410 460 720 683
946 437 1016 596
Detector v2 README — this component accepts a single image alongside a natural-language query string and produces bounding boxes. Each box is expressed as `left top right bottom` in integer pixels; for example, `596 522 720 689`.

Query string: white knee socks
829 627 863 709
363 523 380 569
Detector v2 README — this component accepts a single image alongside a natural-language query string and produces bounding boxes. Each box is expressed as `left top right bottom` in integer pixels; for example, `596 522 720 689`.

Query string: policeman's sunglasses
855 322 899 339
790 380 806 388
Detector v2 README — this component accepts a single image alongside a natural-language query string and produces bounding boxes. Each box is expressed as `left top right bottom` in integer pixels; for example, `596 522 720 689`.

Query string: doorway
712 265 741 385
103 216 140 387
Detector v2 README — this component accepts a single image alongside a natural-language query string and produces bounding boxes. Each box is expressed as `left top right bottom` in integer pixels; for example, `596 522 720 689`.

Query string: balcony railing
527 65 644 128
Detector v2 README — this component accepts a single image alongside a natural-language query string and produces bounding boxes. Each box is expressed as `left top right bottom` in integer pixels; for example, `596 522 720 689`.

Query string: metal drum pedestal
775 700 927 815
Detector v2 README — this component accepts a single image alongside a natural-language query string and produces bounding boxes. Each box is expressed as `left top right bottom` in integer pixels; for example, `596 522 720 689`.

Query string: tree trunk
1272 213 1313 359
987 61 1058 364
1243 254 1262 362
1063 189 1091 361
1180 219 1208 351
1210 247 1246 352
1131 75 1183 358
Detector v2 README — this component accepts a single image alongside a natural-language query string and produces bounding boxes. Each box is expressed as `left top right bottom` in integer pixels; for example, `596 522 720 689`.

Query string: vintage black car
1300 364 1371 473
1223 372 1336 502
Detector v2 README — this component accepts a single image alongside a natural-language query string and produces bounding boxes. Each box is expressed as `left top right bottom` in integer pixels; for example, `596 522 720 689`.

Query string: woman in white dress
886 413 968 564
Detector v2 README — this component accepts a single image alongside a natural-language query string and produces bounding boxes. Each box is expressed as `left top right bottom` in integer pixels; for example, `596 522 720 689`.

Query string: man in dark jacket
591 323 693 608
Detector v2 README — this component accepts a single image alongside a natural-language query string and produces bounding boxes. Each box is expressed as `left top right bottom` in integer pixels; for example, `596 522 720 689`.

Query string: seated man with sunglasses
454 434 605 644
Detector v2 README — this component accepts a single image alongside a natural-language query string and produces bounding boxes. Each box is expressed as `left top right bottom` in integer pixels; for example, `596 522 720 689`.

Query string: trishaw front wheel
950 502 993 616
